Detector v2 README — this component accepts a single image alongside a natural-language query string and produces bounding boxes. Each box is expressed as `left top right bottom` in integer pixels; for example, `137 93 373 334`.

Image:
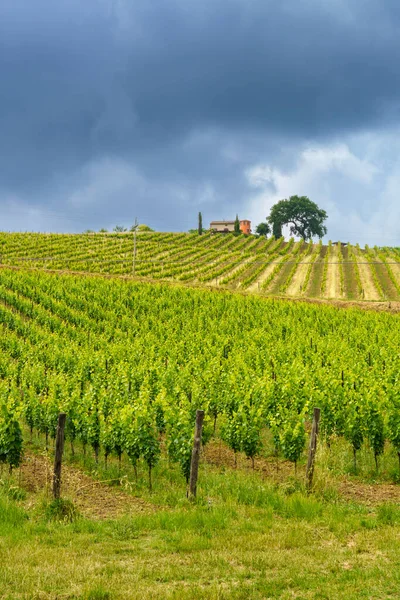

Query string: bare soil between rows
203 440 400 506
14 441 400 521
20 452 155 519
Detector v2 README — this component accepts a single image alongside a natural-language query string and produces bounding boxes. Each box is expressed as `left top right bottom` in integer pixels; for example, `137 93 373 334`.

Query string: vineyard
1 267 400 486
1 231 400 301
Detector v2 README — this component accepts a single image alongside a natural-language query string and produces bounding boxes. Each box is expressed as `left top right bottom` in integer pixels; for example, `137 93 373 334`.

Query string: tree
131 224 154 232
198 212 203 236
113 225 127 232
272 221 283 239
234 214 241 235
255 222 271 237
268 196 327 241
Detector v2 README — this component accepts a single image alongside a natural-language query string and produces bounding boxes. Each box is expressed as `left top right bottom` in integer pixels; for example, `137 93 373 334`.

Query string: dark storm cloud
1 0 400 231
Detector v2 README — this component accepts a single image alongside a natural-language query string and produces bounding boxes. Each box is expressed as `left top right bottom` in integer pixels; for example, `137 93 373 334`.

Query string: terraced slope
0 232 399 302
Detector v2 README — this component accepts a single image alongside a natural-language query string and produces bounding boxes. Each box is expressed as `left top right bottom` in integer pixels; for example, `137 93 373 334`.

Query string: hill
1 231 399 301
1 245 400 599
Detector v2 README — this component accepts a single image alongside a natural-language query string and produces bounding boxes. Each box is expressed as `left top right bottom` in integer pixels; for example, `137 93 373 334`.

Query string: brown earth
273 294 400 314
14 442 400 519
338 479 400 506
210 256 253 287
20 452 155 520
285 249 316 296
249 255 285 292
325 245 340 299
356 250 382 301
203 440 400 506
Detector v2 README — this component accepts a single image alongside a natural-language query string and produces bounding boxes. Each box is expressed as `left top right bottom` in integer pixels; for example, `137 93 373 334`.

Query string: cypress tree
198 212 203 235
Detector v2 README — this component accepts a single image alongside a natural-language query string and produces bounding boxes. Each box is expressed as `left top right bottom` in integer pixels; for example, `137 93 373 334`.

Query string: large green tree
267 196 327 241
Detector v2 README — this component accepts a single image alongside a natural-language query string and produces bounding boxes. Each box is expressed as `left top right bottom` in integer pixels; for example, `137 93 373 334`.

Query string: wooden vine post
305 407 321 492
52 413 66 500
189 409 205 499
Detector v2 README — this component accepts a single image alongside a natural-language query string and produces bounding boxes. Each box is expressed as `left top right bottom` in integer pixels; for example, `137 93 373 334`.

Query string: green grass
2 436 400 599
1 485 400 599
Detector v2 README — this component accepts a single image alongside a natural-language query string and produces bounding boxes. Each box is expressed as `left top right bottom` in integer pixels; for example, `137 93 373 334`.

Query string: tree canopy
267 196 327 241
255 222 271 237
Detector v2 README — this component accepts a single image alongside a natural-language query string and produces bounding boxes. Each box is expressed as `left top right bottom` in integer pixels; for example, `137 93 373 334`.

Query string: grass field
2 432 400 600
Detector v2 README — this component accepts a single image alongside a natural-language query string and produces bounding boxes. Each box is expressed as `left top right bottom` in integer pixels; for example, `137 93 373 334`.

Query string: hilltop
0 231 399 302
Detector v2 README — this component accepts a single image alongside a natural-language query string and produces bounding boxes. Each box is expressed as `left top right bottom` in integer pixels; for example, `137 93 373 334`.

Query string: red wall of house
240 220 251 234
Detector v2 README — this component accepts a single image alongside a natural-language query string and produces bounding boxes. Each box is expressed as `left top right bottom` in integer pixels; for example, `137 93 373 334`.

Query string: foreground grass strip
1 477 400 600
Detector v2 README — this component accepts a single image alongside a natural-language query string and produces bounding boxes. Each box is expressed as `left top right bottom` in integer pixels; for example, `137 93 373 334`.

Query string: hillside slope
1 232 399 301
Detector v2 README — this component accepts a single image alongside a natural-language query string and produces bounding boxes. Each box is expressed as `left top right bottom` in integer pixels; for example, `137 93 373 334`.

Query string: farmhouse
210 219 251 234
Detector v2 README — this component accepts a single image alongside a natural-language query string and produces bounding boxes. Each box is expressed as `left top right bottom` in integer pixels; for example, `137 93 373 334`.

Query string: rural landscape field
1 231 400 302
1 231 400 599
3 0 400 598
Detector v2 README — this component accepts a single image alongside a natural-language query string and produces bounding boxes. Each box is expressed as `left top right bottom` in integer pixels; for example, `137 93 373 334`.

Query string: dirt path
21 452 155 520
285 248 315 296
248 255 285 292
325 245 339 299
356 250 382 301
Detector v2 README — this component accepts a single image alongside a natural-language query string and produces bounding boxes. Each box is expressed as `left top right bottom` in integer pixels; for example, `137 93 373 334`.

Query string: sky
1 0 400 245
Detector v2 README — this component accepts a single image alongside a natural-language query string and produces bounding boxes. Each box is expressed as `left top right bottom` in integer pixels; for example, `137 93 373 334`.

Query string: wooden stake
52 413 66 500
305 407 320 492
189 409 205 499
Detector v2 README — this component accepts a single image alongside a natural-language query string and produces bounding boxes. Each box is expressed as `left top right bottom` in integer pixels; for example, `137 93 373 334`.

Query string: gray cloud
1 0 400 236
